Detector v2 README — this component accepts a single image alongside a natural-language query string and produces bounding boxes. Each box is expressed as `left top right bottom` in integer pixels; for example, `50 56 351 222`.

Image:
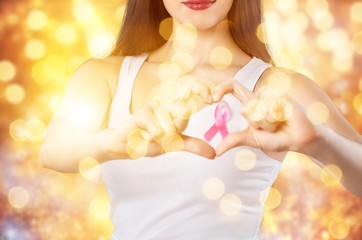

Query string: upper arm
258 67 361 143
47 59 114 135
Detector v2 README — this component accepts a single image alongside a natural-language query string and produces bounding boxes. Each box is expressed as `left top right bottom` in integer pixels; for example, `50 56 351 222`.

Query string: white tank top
101 54 282 240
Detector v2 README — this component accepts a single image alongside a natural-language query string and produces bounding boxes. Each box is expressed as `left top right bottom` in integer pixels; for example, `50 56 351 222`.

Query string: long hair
111 0 272 63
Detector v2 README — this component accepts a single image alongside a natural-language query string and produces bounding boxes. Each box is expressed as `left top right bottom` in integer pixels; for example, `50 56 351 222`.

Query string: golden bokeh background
0 0 361 239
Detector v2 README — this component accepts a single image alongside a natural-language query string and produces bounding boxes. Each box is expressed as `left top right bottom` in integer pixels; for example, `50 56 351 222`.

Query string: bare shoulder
71 56 125 96
257 66 325 101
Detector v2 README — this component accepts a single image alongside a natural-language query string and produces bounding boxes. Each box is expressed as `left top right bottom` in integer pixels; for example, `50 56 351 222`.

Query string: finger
174 79 192 100
172 117 188 133
233 81 253 104
241 100 282 132
152 104 176 133
190 80 213 104
212 79 234 102
215 130 258 156
133 106 163 139
169 101 192 120
146 133 216 159
213 79 252 104
182 135 216 159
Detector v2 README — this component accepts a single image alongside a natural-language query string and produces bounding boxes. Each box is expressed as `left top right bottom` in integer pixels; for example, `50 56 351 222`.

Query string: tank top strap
108 54 148 128
233 57 271 91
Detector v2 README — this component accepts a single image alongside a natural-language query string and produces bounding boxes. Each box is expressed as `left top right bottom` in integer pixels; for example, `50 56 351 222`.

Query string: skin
40 0 362 196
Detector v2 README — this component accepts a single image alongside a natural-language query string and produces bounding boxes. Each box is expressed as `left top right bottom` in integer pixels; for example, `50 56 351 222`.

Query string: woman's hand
122 77 216 159
212 79 317 156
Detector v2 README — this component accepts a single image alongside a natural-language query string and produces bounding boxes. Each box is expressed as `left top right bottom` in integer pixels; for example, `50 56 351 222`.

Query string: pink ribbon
204 101 232 142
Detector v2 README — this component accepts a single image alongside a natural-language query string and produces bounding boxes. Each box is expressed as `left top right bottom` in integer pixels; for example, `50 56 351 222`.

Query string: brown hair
111 0 272 63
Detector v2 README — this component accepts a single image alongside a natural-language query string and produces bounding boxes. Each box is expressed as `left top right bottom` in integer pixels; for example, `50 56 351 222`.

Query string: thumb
182 135 216 159
215 129 258 156
145 133 215 159
160 133 215 159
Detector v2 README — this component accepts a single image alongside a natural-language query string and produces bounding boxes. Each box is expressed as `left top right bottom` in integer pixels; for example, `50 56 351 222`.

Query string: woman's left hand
212 79 317 156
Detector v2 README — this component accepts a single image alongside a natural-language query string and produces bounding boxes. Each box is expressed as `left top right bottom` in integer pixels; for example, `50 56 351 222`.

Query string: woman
40 0 362 239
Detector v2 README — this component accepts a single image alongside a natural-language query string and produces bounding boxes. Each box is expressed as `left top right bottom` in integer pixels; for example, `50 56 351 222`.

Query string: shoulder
70 56 125 96
73 56 124 79
256 66 324 101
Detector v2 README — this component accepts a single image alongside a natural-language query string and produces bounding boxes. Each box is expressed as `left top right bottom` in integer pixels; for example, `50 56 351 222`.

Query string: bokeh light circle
202 178 225 200
26 10 48 31
5 84 25 105
25 39 46 60
328 218 350 239
219 194 242 216
0 60 17 82
8 186 30 209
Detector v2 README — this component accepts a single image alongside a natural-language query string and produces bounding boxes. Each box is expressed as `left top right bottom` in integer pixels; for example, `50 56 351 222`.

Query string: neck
149 19 247 67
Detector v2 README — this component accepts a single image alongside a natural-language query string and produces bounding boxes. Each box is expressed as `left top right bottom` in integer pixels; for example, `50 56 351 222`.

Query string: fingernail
213 92 220 102
208 94 213 104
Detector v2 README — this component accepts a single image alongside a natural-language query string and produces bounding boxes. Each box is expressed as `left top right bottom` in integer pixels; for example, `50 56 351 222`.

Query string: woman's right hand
111 77 216 159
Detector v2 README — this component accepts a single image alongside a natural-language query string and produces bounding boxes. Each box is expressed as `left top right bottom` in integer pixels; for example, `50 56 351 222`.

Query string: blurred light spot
313 11 334 31
67 102 99 127
270 98 293 122
25 118 46 142
281 14 308 49
332 50 353 73
272 0 298 12
352 31 362 54
306 0 329 20
25 39 46 60
169 101 192 120
279 51 304 70
126 129 149 159
317 29 350 53
173 23 197 52
358 78 362 92
202 178 225 200
0 60 17 82
55 24 78 45
79 157 101 181
73 1 95 24
267 70 291 93
260 187 282 210
234 149 257 171
353 93 362 115
5 84 25 105
219 194 242 216
26 10 47 31
209 46 232 69
158 61 181 82
9 119 27 142
89 197 109 220
8 186 30 209
307 102 329 124
88 33 115 57
328 218 350 239
172 52 194 73
320 164 343 187
350 2 362 23
244 100 267 122
32 55 67 84
161 132 184 153
5 13 19 25
159 17 173 41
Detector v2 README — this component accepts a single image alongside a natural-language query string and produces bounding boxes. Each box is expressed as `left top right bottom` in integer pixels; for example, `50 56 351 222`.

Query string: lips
182 0 216 11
